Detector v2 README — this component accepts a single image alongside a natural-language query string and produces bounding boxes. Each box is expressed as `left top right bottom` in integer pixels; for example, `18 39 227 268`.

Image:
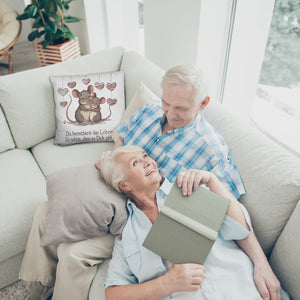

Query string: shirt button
157 138 160 142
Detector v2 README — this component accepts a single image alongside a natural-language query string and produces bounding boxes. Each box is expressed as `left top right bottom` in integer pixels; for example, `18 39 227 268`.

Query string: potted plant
17 0 82 66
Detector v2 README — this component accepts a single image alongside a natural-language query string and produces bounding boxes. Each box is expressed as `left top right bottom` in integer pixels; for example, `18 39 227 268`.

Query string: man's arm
176 169 281 300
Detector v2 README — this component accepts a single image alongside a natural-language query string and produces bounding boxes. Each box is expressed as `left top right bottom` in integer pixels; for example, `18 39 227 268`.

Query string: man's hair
161 64 209 105
100 145 144 193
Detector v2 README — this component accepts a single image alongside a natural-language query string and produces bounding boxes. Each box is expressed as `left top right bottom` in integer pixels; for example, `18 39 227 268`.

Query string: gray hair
100 145 144 193
161 64 209 105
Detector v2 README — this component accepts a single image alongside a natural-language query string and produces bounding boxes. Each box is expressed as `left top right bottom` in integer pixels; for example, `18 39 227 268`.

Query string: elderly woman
100 145 288 300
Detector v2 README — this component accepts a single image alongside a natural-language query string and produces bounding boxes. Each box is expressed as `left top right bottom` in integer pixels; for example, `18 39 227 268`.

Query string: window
250 0 300 156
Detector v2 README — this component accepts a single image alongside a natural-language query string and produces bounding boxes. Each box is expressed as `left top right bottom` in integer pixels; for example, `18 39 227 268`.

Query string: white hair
161 64 209 105
100 145 144 193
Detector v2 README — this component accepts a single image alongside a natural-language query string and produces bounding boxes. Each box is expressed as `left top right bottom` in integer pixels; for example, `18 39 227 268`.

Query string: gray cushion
41 164 128 246
0 47 125 149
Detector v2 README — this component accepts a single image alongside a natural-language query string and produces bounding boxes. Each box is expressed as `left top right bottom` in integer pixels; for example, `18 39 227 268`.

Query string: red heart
60 101 68 107
67 82 76 88
106 82 117 91
82 78 90 85
107 98 117 106
95 82 105 90
58 88 68 96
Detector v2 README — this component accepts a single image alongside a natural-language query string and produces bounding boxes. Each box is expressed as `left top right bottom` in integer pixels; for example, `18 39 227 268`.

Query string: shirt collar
126 178 173 213
160 112 202 135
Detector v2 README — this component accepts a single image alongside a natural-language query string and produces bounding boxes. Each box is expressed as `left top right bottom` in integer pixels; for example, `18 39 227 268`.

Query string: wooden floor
0 41 40 76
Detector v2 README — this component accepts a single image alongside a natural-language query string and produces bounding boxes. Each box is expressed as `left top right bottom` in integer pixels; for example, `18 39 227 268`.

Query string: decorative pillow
50 71 125 145
41 164 128 246
112 81 161 141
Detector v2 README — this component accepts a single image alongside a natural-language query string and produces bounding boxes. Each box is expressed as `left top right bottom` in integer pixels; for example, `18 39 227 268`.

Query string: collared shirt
118 101 245 199
104 179 263 300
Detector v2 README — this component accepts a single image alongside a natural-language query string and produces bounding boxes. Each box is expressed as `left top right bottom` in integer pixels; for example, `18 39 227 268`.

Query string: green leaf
64 16 82 23
45 21 57 33
28 30 39 41
49 11 61 23
65 31 75 40
37 30 46 38
16 12 29 21
42 40 50 48
28 5 38 18
32 17 43 28
45 0 58 14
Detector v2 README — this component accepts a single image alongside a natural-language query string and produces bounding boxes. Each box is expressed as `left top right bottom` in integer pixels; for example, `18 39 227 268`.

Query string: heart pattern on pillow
67 82 76 88
107 82 117 91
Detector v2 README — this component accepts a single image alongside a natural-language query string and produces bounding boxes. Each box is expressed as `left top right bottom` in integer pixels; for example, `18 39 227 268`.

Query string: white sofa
0 47 299 300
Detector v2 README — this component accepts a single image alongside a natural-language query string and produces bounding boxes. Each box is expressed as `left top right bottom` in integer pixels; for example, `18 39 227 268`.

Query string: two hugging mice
66 85 116 124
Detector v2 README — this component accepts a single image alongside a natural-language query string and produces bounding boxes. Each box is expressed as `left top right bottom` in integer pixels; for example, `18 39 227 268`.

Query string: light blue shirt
104 180 273 300
118 101 245 199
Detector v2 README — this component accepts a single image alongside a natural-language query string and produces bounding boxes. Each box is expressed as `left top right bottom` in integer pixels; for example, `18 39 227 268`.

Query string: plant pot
34 37 80 67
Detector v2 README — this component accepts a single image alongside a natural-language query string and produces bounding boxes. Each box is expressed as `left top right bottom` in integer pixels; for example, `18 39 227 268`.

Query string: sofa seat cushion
0 47 125 150
0 149 47 262
31 139 113 176
0 105 14 153
203 101 300 255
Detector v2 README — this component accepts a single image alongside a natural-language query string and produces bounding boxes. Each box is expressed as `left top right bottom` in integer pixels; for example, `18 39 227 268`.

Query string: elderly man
20 65 280 300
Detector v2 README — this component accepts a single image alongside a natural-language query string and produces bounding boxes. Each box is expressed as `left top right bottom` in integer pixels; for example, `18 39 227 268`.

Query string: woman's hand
176 169 214 196
161 264 205 294
95 150 112 170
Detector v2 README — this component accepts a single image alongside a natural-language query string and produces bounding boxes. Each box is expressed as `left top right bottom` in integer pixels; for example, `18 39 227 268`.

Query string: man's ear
199 96 210 111
118 182 131 193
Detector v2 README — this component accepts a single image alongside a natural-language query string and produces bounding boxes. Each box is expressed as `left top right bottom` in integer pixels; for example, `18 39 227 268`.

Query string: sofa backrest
203 101 300 256
0 105 15 153
0 47 125 150
120 51 164 105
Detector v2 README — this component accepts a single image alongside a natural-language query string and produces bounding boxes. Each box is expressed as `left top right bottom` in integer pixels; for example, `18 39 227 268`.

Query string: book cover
143 184 230 264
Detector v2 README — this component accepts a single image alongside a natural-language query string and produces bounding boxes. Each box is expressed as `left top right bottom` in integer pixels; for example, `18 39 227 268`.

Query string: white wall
143 0 202 71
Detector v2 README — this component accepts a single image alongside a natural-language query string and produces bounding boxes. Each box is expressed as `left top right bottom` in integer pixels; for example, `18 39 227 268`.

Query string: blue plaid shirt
118 101 245 199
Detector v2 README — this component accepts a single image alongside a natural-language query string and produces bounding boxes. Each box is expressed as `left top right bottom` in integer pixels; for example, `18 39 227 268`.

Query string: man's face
161 83 201 129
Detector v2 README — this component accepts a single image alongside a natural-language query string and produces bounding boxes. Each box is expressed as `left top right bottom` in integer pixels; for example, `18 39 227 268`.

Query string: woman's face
117 150 162 193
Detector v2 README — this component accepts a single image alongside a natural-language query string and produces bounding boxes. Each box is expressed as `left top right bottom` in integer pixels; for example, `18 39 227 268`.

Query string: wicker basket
34 37 80 67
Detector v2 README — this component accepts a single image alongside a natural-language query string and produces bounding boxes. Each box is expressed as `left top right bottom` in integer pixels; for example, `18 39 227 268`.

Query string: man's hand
254 263 281 300
95 151 112 170
161 264 205 294
176 169 213 196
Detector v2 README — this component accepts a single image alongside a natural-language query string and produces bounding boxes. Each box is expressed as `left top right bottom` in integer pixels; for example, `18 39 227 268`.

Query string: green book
143 184 230 264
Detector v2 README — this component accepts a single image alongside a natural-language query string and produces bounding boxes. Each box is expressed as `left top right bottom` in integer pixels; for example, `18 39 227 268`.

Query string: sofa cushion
120 51 164 106
269 200 300 300
50 71 125 145
0 47 125 150
0 149 47 262
0 105 14 154
41 164 127 246
31 138 113 176
203 101 300 255
112 81 160 141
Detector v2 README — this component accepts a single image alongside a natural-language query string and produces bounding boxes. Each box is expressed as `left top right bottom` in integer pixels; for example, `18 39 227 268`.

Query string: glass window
250 0 300 156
